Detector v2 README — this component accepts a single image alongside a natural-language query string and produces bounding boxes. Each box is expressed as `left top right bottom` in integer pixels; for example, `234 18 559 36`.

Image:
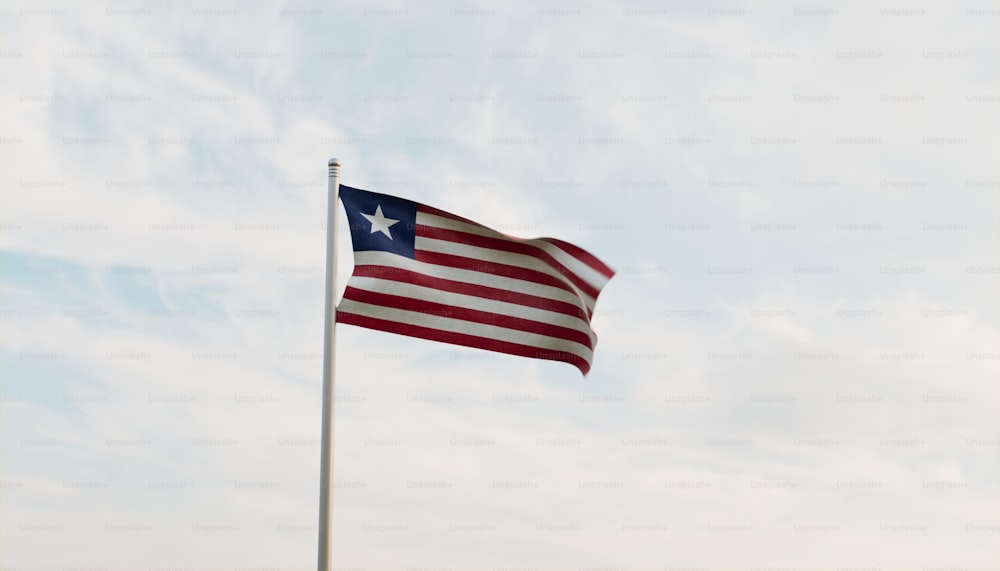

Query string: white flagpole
317 157 341 571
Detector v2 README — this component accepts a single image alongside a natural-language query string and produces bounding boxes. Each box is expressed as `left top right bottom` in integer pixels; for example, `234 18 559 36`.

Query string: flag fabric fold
335 185 615 375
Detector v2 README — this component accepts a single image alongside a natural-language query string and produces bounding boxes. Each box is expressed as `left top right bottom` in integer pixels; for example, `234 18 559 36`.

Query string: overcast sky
2 1 998 570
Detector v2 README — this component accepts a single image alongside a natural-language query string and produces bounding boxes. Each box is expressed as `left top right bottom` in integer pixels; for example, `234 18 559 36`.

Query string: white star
361 204 400 239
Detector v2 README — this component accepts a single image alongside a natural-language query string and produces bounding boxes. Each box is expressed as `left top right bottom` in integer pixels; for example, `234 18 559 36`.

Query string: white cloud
1 0 997 569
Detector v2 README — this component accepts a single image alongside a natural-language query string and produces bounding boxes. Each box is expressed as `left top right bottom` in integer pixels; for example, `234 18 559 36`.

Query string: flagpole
317 157 341 571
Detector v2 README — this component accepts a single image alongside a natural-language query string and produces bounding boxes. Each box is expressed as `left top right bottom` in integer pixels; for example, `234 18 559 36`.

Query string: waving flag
335 185 615 375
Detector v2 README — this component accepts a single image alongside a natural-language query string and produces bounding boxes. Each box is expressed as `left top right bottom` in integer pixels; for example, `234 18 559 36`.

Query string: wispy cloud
1 0 997 569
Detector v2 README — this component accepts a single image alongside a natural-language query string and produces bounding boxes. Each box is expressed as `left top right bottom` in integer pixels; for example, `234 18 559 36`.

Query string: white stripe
351 250 588 314
535 239 612 289
337 298 595 363
415 236 598 311
347 276 597 346
417 211 612 291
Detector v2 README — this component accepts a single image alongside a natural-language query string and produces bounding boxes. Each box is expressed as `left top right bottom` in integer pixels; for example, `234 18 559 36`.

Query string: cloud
1 0 997 569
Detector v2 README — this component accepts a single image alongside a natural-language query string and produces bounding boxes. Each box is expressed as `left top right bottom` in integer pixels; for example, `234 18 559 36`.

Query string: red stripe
419 204 482 228
416 224 601 300
342 286 594 350
336 311 591 375
541 238 615 279
413 250 579 298
352 264 589 321
420 204 615 280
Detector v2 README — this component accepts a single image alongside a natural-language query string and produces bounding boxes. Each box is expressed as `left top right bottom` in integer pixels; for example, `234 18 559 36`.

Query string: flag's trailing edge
335 185 615 375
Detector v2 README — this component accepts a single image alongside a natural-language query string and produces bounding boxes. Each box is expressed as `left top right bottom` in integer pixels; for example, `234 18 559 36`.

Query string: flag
335 185 615 375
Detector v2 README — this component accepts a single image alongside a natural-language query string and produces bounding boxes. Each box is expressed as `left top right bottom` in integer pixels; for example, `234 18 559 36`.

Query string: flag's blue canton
339 185 418 259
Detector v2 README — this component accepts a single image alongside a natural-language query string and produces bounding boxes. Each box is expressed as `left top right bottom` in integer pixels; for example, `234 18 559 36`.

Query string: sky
1 1 998 570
